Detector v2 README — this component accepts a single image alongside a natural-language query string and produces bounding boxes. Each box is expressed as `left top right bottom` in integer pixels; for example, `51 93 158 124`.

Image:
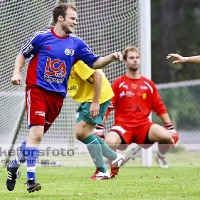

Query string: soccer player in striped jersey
7 3 122 192
68 61 124 180
103 46 179 178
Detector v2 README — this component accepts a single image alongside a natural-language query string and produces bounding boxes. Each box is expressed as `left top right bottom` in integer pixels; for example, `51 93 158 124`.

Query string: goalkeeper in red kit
98 46 179 178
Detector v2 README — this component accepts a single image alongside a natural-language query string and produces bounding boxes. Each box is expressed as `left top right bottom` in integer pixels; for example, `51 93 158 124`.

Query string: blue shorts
76 100 110 124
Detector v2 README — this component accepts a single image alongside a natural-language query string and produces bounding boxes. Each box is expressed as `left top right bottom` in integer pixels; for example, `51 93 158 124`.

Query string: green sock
95 135 117 161
82 134 107 173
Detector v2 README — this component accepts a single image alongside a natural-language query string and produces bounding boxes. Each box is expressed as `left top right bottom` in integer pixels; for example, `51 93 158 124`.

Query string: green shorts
76 100 110 124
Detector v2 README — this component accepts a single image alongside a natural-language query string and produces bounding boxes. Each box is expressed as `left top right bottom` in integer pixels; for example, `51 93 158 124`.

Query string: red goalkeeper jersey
110 74 167 128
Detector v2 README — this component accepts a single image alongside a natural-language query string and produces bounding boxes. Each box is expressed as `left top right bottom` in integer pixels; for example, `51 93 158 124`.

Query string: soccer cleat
26 180 42 193
155 155 168 168
89 170 111 180
110 153 125 178
6 166 21 191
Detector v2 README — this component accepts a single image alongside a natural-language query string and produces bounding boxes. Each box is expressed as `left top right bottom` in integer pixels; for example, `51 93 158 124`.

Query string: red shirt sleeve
148 79 168 116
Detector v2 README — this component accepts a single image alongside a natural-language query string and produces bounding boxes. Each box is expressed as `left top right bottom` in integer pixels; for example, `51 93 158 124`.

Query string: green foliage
151 1 200 83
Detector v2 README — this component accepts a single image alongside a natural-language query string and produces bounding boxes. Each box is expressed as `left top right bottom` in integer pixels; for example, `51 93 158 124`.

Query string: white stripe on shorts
112 126 126 134
26 89 31 126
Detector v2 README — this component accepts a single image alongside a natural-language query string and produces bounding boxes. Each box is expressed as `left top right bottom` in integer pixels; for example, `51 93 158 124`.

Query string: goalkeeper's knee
170 133 179 148
164 123 179 147
93 124 105 139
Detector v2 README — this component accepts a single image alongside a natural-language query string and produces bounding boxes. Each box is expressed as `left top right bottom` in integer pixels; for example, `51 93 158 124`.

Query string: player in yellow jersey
68 61 124 180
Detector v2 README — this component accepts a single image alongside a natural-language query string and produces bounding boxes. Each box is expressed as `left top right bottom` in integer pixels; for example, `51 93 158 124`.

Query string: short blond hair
123 46 140 60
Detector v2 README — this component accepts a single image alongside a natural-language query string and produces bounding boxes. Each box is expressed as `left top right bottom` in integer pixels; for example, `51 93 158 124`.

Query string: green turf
1 150 200 200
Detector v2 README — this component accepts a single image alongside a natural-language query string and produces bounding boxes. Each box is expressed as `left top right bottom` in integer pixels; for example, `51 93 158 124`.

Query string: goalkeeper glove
164 123 179 147
93 124 105 139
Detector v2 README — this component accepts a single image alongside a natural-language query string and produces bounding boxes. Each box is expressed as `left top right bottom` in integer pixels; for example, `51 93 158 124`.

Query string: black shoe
27 180 42 193
6 166 21 191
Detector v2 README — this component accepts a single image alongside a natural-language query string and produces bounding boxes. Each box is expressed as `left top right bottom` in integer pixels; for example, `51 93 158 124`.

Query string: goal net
154 79 200 152
0 0 141 166
0 0 59 164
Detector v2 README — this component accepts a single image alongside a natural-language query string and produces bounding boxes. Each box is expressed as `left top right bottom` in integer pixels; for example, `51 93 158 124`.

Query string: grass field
0 151 200 200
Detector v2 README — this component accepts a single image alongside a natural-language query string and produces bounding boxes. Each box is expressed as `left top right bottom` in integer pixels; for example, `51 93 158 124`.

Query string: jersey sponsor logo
120 91 134 98
44 75 65 83
64 48 75 56
70 73 74 79
142 93 147 99
120 91 126 98
68 85 77 91
35 111 45 116
133 105 141 111
44 57 67 84
126 91 134 97
140 86 148 90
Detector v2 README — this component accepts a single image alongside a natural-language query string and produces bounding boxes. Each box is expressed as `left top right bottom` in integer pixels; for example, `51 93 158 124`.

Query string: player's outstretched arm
92 52 122 69
11 53 26 86
167 53 200 65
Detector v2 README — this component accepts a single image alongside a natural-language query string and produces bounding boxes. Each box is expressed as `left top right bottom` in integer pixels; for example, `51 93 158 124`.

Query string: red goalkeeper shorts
26 86 64 133
110 121 154 150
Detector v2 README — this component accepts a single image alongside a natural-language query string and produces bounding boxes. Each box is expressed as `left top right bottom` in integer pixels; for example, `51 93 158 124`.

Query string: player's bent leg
25 126 43 193
95 135 125 178
25 146 42 193
156 133 179 168
83 135 110 180
93 124 105 139
76 121 111 180
104 130 124 178
110 153 125 178
148 124 172 144
156 132 179 168
104 130 122 151
148 124 171 168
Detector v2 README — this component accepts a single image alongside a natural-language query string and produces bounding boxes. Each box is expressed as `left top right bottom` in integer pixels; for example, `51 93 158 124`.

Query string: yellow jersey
68 61 114 103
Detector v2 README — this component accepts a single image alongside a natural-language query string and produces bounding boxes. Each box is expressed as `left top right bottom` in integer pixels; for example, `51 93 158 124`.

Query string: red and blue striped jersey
20 28 100 96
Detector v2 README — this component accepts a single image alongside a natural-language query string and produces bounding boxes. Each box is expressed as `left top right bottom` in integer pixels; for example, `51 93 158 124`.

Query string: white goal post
140 0 152 166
